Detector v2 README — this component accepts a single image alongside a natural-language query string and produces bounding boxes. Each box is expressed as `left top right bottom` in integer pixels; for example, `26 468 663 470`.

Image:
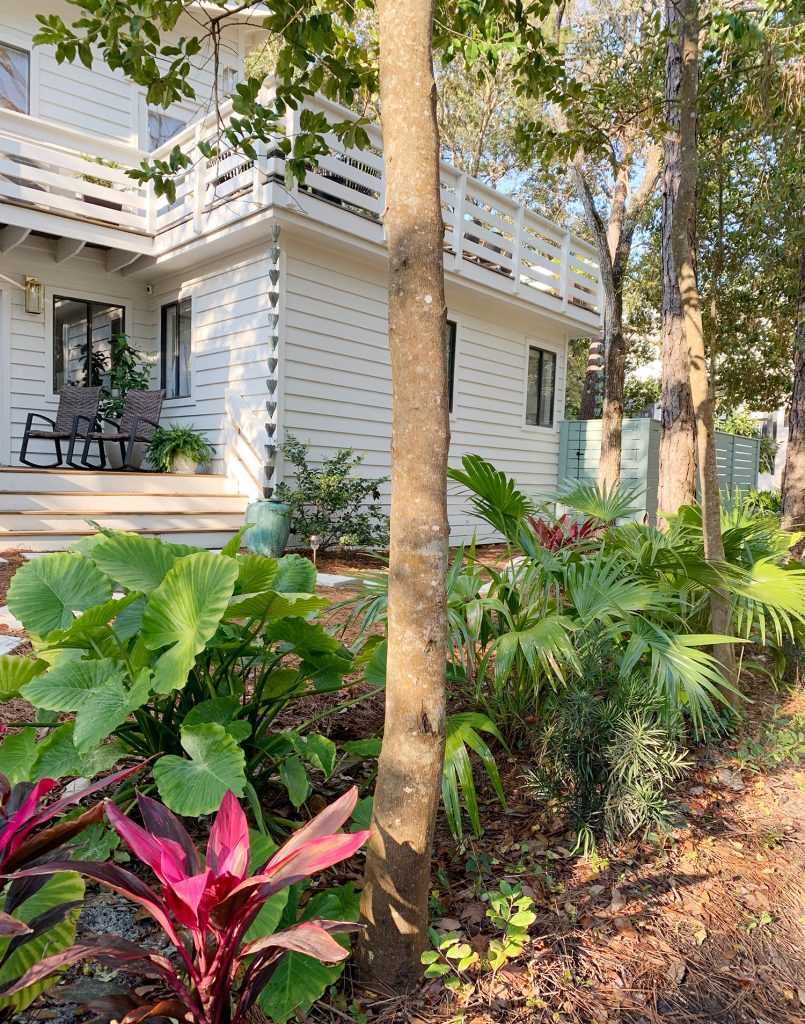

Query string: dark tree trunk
579 337 604 419
355 0 449 992
600 296 626 488
658 0 697 521
781 238 805 555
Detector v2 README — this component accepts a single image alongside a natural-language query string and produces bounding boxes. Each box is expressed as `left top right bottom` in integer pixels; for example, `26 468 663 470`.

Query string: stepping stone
0 636 23 655
316 572 360 589
0 607 23 631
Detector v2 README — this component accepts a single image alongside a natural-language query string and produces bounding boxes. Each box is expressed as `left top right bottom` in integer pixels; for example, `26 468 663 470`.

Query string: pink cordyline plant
0 759 141 935
529 513 598 552
2 787 371 1024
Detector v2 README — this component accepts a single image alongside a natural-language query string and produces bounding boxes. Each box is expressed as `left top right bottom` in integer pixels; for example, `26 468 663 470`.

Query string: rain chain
264 223 281 497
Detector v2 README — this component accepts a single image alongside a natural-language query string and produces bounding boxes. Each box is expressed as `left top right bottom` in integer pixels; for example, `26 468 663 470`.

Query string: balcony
0 86 601 329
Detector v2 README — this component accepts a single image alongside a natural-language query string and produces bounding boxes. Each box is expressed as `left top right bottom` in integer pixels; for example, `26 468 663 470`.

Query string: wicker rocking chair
77 389 165 470
19 386 102 468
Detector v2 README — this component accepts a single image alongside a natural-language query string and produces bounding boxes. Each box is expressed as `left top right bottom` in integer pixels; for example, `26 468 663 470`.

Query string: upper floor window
161 298 192 398
0 43 29 114
53 297 125 393
148 110 186 150
525 346 556 428
446 320 457 413
222 66 239 95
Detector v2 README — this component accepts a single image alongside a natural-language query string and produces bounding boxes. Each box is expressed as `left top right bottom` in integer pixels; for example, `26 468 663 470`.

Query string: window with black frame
0 43 29 114
161 298 192 398
525 345 556 427
446 319 457 412
53 297 125 393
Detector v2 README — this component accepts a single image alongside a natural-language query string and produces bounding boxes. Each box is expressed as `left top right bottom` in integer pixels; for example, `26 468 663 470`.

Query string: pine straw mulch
2 549 805 1023
317 684 805 1024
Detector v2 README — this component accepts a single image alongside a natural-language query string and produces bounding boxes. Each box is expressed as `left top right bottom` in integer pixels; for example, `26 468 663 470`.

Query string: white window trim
159 289 195 406
44 287 133 405
521 336 561 433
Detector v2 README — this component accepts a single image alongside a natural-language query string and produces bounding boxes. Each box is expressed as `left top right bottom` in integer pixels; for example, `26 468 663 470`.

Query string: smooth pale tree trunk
781 238 805 557
658 0 697 520
670 0 736 686
355 0 449 992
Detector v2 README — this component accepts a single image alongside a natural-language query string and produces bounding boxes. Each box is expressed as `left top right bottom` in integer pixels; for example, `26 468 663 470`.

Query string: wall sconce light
24 277 44 314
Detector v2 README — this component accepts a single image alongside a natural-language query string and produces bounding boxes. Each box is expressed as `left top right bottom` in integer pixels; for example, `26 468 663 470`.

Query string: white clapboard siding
281 240 568 543
153 247 271 474
0 0 246 149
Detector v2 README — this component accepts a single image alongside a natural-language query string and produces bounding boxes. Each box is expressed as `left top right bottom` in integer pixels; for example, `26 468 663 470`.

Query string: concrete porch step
0 467 238 496
0 491 248 514
0 511 246 535
6 529 242 552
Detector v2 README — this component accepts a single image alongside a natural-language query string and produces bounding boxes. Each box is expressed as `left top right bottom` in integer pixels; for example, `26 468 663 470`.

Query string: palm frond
442 712 508 839
448 454 534 541
553 481 643 524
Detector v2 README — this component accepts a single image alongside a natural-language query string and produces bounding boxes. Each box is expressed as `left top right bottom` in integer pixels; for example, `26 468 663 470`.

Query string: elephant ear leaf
7 553 112 638
90 534 179 594
21 659 139 754
273 555 317 594
153 723 247 816
141 552 239 694
0 655 46 699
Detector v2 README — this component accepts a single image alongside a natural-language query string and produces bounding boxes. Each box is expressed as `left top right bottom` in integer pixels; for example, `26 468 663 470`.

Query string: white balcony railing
0 108 150 235
0 88 601 323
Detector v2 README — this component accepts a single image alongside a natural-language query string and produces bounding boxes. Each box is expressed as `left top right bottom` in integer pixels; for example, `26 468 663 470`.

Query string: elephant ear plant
2 788 370 1024
3 531 361 822
0 760 140 1019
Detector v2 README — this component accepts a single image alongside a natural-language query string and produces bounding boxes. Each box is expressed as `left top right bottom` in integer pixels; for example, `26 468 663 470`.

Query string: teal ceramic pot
244 499 292 558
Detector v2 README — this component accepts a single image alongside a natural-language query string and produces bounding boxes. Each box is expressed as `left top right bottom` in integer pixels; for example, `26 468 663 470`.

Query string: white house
0 0 602 550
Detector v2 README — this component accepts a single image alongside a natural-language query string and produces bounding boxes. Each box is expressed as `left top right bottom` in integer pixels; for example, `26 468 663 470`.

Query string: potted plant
145 423 215 473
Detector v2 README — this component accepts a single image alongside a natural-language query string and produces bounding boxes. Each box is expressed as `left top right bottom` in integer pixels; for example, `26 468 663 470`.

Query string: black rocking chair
19 386 102 468
78 389 166 470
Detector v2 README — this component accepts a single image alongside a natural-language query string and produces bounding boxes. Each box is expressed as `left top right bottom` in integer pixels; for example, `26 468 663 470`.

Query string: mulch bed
4 547 805 1023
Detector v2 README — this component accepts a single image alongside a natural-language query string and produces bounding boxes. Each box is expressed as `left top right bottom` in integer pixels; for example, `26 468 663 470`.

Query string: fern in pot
146 423 215 473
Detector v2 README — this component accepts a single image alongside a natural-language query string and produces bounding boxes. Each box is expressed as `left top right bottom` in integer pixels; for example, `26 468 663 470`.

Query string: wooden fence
558 418 760 525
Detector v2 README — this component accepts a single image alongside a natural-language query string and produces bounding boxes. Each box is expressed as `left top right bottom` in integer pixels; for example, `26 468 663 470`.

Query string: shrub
444 455 805 846
2 788 369 1024
146 423 216 471
525 636 690 850
275 434 389 551
2 532 364 822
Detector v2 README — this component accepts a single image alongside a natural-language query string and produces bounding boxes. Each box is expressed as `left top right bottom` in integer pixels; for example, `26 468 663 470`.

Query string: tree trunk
781 238 805 554
599 297 626 489
579 337 603 419
658 0 697 520
669 0 736 686
355 0 449 992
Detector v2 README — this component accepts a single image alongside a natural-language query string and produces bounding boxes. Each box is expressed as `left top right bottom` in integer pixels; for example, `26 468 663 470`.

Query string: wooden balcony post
513 205 525 293
560 230 571 310
452 170 467 273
